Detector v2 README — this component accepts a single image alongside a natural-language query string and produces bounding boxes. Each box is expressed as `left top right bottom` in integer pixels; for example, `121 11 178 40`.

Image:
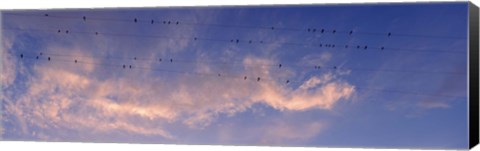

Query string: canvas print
0 2 475 149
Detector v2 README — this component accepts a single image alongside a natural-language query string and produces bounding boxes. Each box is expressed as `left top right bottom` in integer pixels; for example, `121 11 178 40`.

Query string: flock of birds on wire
3 12 468 100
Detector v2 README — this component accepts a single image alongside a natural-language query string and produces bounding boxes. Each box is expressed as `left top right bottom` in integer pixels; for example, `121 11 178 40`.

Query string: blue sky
0 2 470 149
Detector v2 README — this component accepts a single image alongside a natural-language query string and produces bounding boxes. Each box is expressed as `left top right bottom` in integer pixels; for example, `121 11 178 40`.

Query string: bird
170 59 173 62
151 20 154 24
271 26 274 30
194 37 197 40
388 32 392 37
66 30 69 34
333 30 336 34
159 58 162 62
20 54 23 58
123 65 126 68
244 76 247 80
44 14 49 16
134 18 138 23
257 77 261 82
279 64 282 68
83 16 86 21
134 57 137 60
364 46 368 49
95 32 98 35
321 29 325 33
36 56 39 59
381 46 385 50
312 29 316 32
57 30 61 33
176 21 179 25
218 73 221 77
345 45 349 48
48 57 51 61
286 80 290 84
75 60 77 63
333 66 337 69
129 65 132 69
349 30 353 35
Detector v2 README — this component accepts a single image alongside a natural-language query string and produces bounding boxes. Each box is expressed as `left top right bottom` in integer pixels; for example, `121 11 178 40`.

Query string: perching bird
20 54 23 58
159 58 162 62
279 64 282 68
129 65 132 69
286 80 290 84
36 56 39 59
151 20 154 24
333 30 336 34
66 30 69 34
48 57 51 61
44 14 49 16
75 60 77 63
134 18 138 23
388 32 392 37
257 77 261 82
244 76 247 80
170 59 173 62
83 16 86 21
349 30 353 35
381 47 385 50
364 46 368 49
123 65 126 68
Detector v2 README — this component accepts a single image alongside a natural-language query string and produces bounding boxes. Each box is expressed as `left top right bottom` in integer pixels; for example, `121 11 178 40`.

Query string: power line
2 12 466 40
12 51 467 75
9 52 467 100
3 27 467 54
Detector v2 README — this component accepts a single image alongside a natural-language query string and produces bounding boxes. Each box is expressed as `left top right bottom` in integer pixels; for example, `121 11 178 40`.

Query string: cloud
1 10 356 142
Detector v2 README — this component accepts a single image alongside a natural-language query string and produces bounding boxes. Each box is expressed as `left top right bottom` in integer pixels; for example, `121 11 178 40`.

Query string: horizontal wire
3 27 467 55
2 12 466 40
12 51 467 75
10 53 467 100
